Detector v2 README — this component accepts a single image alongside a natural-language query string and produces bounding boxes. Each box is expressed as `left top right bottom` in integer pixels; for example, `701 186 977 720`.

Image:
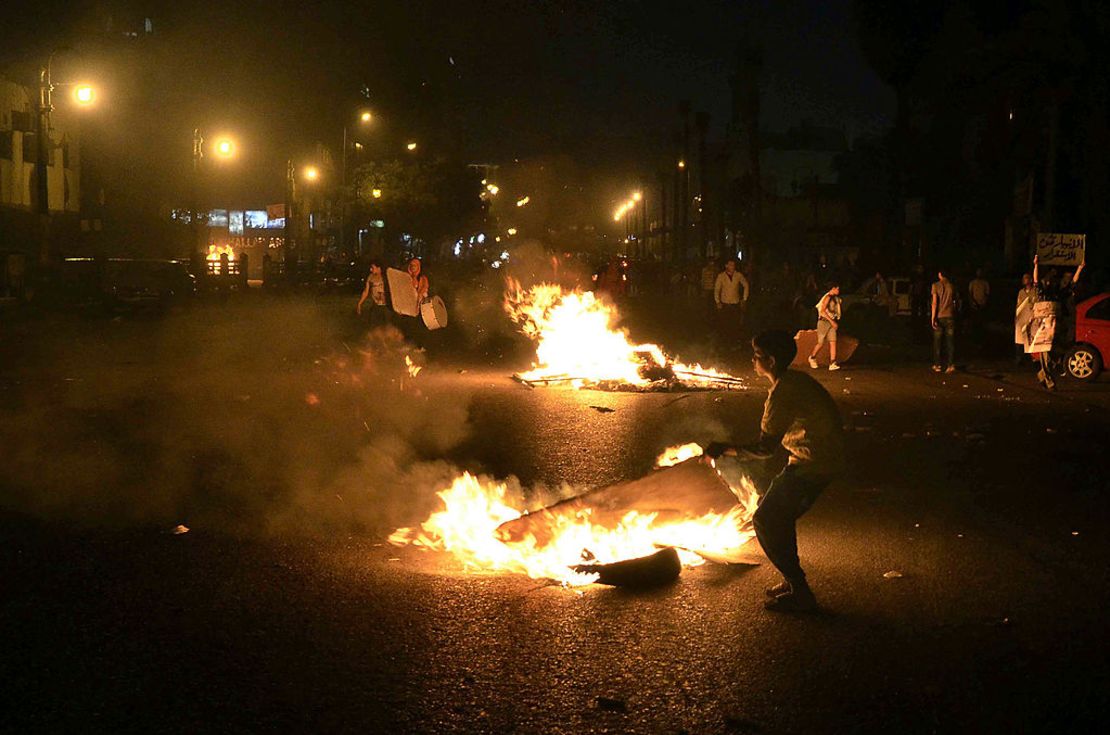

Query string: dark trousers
752 465 830 586
932 316 956 366
718 302 743 347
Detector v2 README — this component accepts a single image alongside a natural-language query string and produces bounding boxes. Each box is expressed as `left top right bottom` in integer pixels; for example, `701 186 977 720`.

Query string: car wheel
1065 344 1103 381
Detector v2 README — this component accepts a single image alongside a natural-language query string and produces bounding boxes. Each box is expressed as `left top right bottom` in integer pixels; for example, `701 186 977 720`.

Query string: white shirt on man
714 270 750 305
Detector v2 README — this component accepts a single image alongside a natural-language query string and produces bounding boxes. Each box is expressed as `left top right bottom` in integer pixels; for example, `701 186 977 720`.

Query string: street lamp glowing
507 227 517 236
516 196 530 207
486 183 499 195
303 166 320 181
677 160 686 169
371 188 382 199
73 84 95 106
406 141 418 151
632 191 642 202
214 138 235 159
360 111 373 123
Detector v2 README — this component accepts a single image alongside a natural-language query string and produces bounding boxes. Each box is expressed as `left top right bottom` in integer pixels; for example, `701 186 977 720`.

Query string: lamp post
190 129 236 262
285 162 320 276
35 49 95 265
340 110 373 257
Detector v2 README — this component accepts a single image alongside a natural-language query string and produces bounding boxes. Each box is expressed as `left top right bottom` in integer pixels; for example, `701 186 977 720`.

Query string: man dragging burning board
706 330 845 613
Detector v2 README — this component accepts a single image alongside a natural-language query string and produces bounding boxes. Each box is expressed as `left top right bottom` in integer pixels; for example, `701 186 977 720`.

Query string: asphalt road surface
2 299 1109 734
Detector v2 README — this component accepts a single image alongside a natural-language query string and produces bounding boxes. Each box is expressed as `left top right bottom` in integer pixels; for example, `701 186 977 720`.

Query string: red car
1066 293 1110 381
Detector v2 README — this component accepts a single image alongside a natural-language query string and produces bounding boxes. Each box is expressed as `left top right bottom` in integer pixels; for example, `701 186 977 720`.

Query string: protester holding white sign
1028 253 1085 390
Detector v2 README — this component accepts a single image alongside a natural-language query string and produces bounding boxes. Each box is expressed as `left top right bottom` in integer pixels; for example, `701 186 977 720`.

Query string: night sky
2 0 894 205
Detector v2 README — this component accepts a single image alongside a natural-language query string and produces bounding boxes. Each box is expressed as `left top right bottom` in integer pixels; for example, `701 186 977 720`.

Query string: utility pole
285 159 297 277
191 128 204 261
35 66 54 265
340 126 348 256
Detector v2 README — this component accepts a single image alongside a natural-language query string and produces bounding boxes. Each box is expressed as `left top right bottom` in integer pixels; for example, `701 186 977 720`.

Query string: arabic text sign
1036 233 1085 266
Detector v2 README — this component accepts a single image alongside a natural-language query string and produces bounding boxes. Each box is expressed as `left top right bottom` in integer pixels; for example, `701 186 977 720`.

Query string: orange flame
389 444 760 585
206 244 235 261
503 279 743 389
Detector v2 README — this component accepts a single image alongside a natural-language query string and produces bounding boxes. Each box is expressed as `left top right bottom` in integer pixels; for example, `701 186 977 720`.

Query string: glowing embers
389 445 760 587
503 279 745 391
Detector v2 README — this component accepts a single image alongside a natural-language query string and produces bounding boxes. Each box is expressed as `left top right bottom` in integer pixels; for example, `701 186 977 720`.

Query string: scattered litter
387 557 401 562
172 524 190 535
844 377 852 381
457 369 468 374
596 697 627 713
363 421 371 432
842 388 851 394
962 384 969 388
235 394 251 402
1045 427 1057 434
664 394 692 407
882 570 904 579
957 534 964 539
590 405 615 413
1072 531 1080 537
713 396 724 403
996 387 1004 392
305 393 320 406
914 523 920 528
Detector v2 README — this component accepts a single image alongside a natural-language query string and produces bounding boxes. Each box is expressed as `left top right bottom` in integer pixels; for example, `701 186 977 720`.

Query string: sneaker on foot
828 362 841 371
764 588 818 613
931 365 942 373
807 357 819 369
765 581 792 598
945 365 957 374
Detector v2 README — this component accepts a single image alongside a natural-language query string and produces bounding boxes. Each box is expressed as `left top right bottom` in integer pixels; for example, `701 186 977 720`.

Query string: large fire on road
388 444 760 586
503 279 746 390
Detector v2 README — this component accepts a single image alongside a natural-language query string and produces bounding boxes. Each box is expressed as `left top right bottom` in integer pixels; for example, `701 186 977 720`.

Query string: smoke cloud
0 298 478 536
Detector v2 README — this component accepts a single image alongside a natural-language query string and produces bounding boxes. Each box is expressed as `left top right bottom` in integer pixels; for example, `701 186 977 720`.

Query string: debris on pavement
596 696 628 713
172 524 190 535
573 546 682 588
882 570 904 579
589 405 615 413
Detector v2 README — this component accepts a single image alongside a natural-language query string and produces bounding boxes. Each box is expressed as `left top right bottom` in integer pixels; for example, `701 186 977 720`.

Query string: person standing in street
1014 272 1036 365
705 329 845 613
931 268 957 373
807 283 841 371
968 268 991 354
356 261 389 328
714 259 750 348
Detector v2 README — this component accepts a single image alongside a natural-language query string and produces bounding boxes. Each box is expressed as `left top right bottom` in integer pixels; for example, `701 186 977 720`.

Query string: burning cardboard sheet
496 458 741 545
389 448 760 586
